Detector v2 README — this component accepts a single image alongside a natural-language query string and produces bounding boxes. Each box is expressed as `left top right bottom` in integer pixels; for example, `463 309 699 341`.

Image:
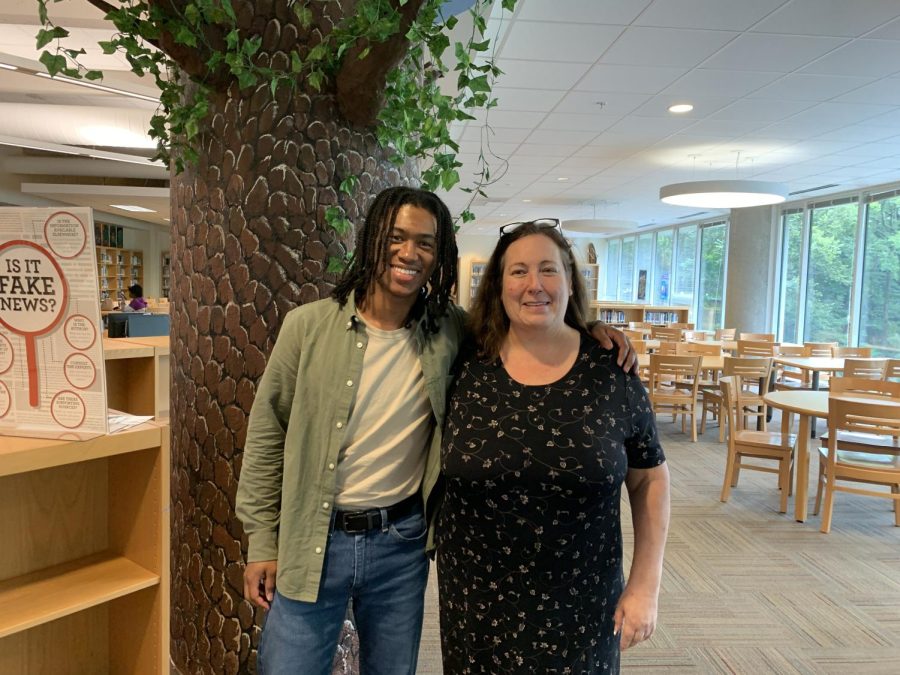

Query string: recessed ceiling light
0 63 18 71
110 204 156 213
522 199 532 203
668 103 694 114
557 177 569 182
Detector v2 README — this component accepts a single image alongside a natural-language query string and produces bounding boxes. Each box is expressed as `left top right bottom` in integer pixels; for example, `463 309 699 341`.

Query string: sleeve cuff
247 530 279 562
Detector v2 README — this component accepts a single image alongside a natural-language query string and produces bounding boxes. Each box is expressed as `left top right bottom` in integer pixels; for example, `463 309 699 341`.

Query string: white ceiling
3 0 900 238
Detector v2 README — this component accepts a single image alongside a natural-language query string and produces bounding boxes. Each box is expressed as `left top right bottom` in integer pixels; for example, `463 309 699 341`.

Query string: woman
437 220 670 673
124 283 147 311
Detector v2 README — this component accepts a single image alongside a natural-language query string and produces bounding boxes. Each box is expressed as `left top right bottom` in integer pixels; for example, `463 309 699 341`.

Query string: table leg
794 414 811 522
810 371 821 438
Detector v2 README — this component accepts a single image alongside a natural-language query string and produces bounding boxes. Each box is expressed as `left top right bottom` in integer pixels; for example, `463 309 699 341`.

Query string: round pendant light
659 180 788 208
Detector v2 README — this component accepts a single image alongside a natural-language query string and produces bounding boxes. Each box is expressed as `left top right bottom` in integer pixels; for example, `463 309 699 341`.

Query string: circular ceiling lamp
562 218 637 234
659 180 789 209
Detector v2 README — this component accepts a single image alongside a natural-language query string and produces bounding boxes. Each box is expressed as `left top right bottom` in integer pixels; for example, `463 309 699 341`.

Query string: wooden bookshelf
579 263 599 300
0 422 169 674
589 303 690 326
161 252 171 299
468 259 487 302
97 246 144 301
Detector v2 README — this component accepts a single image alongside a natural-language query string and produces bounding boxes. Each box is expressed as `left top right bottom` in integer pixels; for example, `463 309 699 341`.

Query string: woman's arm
614 463 671 650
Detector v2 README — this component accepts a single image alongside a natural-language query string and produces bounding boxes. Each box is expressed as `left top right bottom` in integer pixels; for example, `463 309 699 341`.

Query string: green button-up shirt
236 295 466 602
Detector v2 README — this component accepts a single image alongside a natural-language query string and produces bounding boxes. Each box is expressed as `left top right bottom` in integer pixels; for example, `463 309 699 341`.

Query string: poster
0 207 108 439
637 269 647 301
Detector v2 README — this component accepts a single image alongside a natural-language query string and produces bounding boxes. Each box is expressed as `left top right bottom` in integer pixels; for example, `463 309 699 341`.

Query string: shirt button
315 546 322 554
328 462 335 470
336 421 343 429
322 502 329 509
346 321 352 328
346 380 353 387
356 342 363 348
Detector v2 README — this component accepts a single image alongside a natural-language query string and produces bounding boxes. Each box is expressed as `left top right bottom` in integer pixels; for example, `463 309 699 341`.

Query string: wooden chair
701 356 773 442
669 322 695 330
648 353 702 442
683 330 709 341
737 340 778 357
829 377 900 399
884 359 900 382
841 358 888 379
719 376 796 513
804 342 838 357
740 332 775 342
773 344 811 390
654 341 679 355
677 342 722 356
833 346 872 358
651 326 683 342
629 321 651 331
716 328 736 341
814 396 900 533
631 339 650 355
624 329 646 342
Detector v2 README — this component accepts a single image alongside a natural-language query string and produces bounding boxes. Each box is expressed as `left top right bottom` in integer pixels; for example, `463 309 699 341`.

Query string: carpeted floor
415 410 900 674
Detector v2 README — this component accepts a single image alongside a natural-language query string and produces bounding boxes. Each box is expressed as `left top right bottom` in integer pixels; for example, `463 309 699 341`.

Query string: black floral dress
436 333 665 674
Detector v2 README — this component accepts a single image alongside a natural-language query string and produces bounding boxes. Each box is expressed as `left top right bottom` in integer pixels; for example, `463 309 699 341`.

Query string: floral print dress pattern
437 334 665 674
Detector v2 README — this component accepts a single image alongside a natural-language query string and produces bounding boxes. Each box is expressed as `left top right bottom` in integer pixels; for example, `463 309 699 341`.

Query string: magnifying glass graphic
0 240 69 408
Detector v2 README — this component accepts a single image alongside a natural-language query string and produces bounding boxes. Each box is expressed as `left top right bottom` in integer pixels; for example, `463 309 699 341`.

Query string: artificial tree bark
164 1 420 672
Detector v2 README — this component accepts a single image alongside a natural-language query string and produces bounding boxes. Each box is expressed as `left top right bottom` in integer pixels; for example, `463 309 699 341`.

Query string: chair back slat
842 358 887 379
651 326 683 341
739 332 775 342
715 328 736 340
829 396 900 441
884 358 900 382
833 346 872 357
829 377 900 399
737 340 778 357
804 341 838 357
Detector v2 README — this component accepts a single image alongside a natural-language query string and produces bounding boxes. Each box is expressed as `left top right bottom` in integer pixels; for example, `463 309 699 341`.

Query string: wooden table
763 390 900 522
638 353 725 371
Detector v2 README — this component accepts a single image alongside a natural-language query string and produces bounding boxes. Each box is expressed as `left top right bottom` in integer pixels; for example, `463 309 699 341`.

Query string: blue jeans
257 505 429 675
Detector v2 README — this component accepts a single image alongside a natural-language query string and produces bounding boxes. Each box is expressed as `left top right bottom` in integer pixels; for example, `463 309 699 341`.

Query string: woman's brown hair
468 222 589 359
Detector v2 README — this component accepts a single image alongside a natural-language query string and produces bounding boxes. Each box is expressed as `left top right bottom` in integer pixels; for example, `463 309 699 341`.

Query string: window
671 225 697 308
859 192 900 356
777 209 804 343
603 239 620 300
618 237 636 301
653 230 673 305
803 198 857 344
697 222 727 331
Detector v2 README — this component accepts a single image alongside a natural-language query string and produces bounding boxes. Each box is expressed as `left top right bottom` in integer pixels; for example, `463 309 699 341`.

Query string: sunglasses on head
498 218 561 237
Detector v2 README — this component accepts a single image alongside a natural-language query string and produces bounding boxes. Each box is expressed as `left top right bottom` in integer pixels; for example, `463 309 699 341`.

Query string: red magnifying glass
0 240 69 407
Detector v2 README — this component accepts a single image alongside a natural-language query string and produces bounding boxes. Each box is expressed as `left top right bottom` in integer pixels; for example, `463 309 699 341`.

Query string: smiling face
500 233 572 333
371 204 438 307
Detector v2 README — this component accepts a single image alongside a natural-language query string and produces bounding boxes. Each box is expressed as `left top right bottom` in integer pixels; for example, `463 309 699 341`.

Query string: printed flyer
0 207 108 439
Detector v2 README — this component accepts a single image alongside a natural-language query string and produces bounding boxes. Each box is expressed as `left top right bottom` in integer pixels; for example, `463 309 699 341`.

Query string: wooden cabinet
0 422 170 674
97 246 144 301
589 303 690 326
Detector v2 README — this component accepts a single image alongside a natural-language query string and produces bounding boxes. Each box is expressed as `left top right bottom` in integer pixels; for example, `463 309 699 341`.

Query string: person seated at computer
122 284 148 312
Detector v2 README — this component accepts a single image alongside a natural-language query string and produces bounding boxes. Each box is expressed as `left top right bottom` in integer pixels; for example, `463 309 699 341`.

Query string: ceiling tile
554 90 650 115
832 77 900 104
745 72 875 101
511 143 582 158
635 0 787 31
460 125 531 144
538 113 617 132
630 94 735 118
709 97 814 122
701 33 848 72
493 59 591 90
661 68 783 99
499 22 623 63
579 64 687 94
513 0 652 24
800 39 900 77
752 0 900 37
491 87 567 112
599 27 738 68
865 15 900 39
524 128 599 145
468 109 547 129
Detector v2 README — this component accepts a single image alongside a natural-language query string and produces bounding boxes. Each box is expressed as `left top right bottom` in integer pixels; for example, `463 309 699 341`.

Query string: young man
236 187 634 674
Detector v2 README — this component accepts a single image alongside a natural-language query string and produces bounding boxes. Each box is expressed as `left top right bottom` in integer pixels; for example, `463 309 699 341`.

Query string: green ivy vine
34 0 518 238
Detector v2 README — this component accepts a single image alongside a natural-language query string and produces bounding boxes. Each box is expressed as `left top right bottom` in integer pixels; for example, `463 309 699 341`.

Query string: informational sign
0 208 108 439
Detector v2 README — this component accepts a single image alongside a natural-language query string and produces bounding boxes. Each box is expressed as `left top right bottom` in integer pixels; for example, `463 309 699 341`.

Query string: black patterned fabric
436 332 665 674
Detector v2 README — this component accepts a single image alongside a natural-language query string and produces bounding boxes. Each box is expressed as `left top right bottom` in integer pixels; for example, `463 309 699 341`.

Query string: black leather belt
332 494 420 533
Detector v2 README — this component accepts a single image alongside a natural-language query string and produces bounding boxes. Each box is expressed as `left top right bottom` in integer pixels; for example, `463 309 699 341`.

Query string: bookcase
0 422 170 674
160 252 171 299
97 246 144 301
589 303 690 326
468 260 488 302
579 263 599 300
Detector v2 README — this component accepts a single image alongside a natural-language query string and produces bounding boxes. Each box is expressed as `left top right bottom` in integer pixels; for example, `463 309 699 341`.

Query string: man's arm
236 308 306 608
